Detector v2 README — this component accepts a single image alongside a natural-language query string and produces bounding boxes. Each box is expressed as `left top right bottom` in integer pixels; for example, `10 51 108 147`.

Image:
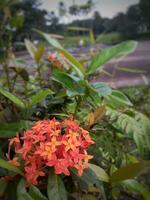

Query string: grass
59 31 150 49
96 32 123 44
61 32 122 48
60 35 90 48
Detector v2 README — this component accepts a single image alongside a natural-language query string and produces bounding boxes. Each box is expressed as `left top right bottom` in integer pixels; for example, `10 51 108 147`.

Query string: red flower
7 118 94 185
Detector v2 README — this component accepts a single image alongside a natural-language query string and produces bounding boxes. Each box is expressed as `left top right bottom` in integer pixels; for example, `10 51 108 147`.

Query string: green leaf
0 120 29 138
52 70 75 90
25 39 45 63
60 48 85 78
17 179 33 200
0 87 25 109
106 108 145 153
10 12 24 28
106 90 132 107
122 180 150 200
11 67 29 82
25 39 37 61
27 89 54 108
34 43 45 63
0 158 23 176
35 29 85 78
89 29 95 45
39 31 63 49
91 82 112 97
89 163 109 183
134 111 150 150
111 161 150 183
47 171 67 200
0 179 8 197
87 41 138 74
29 185 47 200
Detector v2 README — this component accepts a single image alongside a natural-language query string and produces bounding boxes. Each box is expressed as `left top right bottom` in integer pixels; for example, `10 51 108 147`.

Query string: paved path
68 41 150 88
0 41 150 88
96 41 150 88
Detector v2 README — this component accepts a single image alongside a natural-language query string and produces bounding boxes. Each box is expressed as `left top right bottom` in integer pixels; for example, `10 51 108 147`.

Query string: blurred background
0 0 150 88
3 0 149 45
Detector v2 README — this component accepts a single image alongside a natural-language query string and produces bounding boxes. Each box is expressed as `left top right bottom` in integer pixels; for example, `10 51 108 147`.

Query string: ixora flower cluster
7 118 94 185
48 52 68 69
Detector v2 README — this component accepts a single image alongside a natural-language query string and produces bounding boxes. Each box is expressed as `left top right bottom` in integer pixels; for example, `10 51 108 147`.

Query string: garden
0 0 150 200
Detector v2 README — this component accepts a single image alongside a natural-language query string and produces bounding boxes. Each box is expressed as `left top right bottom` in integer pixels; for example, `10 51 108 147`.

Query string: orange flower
47 53 64 69
7 133 20 160
7 118 94 185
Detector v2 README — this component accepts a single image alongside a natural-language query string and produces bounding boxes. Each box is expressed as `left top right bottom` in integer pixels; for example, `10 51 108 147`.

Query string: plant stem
73 96 81 120
37 63 43 87
3 62 11 92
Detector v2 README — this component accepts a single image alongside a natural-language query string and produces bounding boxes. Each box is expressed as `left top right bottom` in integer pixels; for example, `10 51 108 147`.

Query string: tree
69 0 94 16
12 0 48 41
58 1 67 17
139 0 150 30
92 11 104 34
46 11 59 33
126 4 143 33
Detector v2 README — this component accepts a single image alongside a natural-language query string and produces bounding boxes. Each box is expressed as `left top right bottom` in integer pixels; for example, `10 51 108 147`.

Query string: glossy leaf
29 185 47 200
0 87 25 109
27 89 54 108
87 41 138 74
106 90 132 107
0 158 23 176
0 179 8 197
11 67 29 82
25 39 37 61
60 48 85 78
89 163 109 183
111 161 150 183
106 107 145 153
52 70 75 90
47 172 67 200
0 121 29 138
17 179 33 200
34 43 45 62
122 180 150 200
91 82 112 97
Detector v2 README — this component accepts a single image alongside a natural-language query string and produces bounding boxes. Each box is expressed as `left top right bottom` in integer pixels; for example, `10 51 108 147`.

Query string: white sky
40 0 139 23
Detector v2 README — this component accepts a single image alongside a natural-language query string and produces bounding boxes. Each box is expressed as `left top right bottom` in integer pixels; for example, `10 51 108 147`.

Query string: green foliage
25 39 45 63
17 179 33 200
47 171 67 200
0 86 26 109
122 180 150 200
0 121 29 138
0 22 150 199
29 185 48 200
0 179 8 197
35 30 85 78
89 163 109 182
0 158 23 175
27 89 54 108
96 32 122 44
106 108 149 153
111 161 150 183
87 41 137 74
106 90 133 107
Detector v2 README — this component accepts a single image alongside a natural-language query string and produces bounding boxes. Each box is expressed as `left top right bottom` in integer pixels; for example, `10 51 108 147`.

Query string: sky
40 0 139 23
